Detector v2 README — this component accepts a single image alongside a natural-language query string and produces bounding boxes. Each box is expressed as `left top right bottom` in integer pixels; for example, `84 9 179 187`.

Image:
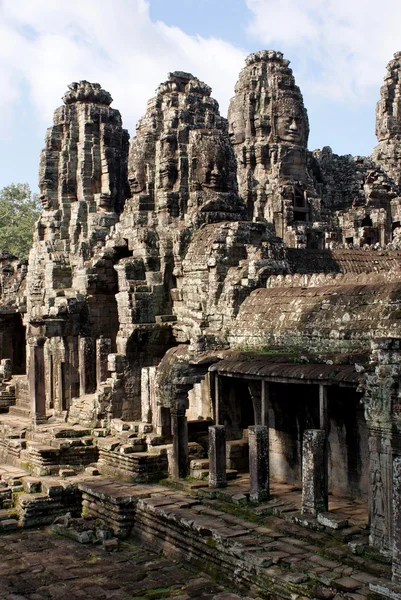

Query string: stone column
301 429 327 516
261 380 270 427
29 338 47 425
368 428 393 551
319 384 329 508
393 457 401 583
57 362 66 412
141 366 157 424
96 337 111 387
214 373 223 425
248 382 262 425
249 425 269 502
66 337 80 402
170 407 188 480
79 337 96 395
209 425 227 488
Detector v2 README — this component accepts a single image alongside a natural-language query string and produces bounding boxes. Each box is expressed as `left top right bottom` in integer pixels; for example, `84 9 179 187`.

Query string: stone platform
0 455 390 600
0 528 253 600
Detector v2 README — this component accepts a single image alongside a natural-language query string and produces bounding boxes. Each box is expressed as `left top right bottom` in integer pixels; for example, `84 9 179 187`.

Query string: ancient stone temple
2 51 401 599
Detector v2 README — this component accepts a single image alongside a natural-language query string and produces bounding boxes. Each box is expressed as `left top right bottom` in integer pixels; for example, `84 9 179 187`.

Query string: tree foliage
0 183 41 260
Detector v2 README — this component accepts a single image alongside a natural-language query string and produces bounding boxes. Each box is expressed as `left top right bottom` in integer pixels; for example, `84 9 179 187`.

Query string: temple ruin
1 50 401 598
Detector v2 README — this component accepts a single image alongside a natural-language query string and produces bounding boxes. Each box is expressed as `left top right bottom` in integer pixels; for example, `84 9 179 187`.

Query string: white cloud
245 0 401 103
0 0 245 139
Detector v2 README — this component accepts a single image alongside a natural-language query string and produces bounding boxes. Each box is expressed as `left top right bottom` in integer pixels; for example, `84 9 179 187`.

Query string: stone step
0 508 15 522
146 444 172 455
8 405 31 419
190 467 239 481
26 442 60 456
52 426 92 439
110 419 139 433
190 459 210 470
0 518 18 531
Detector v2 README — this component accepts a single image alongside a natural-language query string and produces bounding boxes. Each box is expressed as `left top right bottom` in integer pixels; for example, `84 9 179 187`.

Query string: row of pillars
29 336 112 425
208 423 328 514
208 425 270 503
168 377 329 513
209 375 329 510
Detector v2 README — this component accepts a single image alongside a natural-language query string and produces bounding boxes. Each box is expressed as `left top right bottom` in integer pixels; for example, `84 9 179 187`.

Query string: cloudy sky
1 0 400 193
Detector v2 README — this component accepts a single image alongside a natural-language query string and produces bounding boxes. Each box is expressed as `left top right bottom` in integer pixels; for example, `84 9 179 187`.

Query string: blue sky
0 0 400 194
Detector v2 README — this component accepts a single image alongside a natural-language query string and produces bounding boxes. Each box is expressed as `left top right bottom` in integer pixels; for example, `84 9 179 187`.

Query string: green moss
205 537 217 548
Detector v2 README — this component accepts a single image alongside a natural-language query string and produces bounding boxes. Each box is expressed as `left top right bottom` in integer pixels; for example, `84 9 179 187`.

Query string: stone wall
230 283 401 352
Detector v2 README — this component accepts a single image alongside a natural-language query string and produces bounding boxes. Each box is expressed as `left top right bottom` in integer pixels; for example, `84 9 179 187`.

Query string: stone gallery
1 50 401 598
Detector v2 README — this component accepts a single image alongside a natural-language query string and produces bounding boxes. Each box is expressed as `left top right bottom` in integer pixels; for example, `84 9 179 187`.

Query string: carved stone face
159 161 178 190
276 110 306 145
40 194 51 210
202 160 225 191
228 110 246 145
128 149 147 195
191 133 230 192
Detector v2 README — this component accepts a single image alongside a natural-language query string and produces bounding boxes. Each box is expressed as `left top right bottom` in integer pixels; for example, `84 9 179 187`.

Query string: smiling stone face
276 112 305 144
275 96 308 146
189 130 235 194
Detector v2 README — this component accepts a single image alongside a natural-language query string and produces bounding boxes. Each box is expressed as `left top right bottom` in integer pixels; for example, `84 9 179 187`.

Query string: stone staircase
188 437 249 481
21 425 98 476
7 376 30 419
190 458 238 481
95 419 170 483
0 464 104 531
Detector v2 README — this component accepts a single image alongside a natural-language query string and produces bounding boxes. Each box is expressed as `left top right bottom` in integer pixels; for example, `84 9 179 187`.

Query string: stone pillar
141 366 157 424
301 429 327 516
0 359 12 382
209 371 216 420
66 337 80 402
209 425 227 488
29 338 47 425
170 408 188 480
96 337 111 387
79 337 96 395
248 382 262 425
214 373 222 425
249 425 269 502
261 380 270 427
57 362 66 412
393 457 401 583
319 384 329 509
368 429 393 551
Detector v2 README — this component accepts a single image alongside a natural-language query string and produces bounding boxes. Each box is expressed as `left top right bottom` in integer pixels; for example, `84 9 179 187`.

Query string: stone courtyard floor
0 528 250 600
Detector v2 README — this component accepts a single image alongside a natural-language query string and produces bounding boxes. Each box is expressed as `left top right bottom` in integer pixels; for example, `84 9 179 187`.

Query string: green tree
0 183 41 260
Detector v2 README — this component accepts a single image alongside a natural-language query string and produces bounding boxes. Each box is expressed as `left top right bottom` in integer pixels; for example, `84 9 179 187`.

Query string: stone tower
373 52 401 186
28 80 129 318
25 81 129 419
228 50 322 248
124 70 244 230
113 70 246 339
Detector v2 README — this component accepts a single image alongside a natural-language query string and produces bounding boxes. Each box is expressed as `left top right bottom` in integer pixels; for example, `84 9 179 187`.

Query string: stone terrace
0 463 390 600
